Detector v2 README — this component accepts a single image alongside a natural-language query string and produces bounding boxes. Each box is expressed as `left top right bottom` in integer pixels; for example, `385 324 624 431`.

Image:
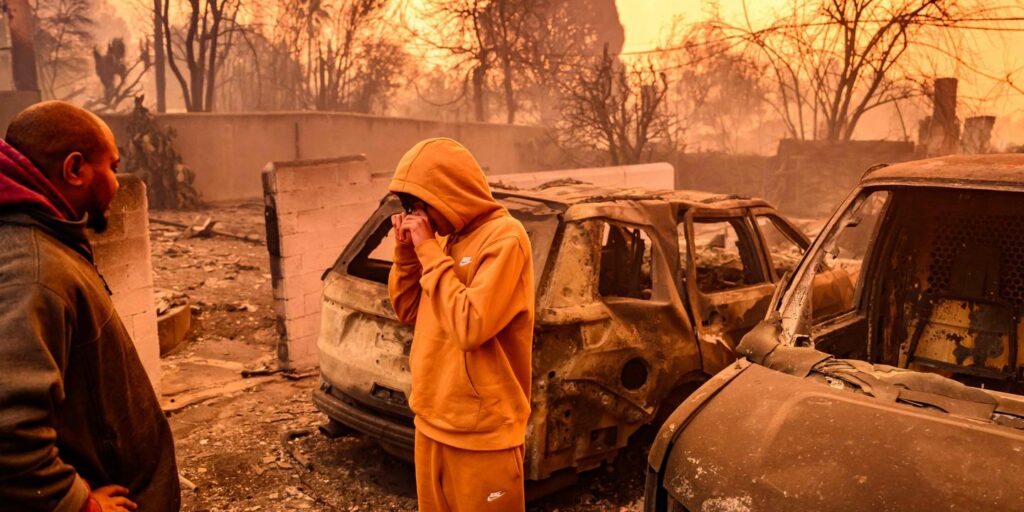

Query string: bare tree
86 37 152 112
415 0 624 124
221 0 407 113
719 0 986 141
214 28 303 111
517 0 624 125
416 0 546 123
153 0 166 111
557 45 673 165
660 19 767 153
5 0 42 91
159 0 242 111
32 0 94 100
304 0 406 111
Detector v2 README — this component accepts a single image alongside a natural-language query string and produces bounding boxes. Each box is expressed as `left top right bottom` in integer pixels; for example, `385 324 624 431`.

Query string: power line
615 16 1024 57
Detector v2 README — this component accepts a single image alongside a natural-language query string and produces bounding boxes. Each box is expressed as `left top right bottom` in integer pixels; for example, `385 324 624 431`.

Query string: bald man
0 101 180 511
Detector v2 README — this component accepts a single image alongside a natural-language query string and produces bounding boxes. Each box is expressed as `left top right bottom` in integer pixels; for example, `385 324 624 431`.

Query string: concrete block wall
263 155 377 368
264 160 674 369
89 174 161 389
102 112 566 203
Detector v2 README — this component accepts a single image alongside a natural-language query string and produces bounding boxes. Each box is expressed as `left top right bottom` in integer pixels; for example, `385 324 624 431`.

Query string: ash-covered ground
154 202 645 511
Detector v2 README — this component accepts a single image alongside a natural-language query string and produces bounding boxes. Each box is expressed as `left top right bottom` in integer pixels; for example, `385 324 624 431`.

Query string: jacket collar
0 209 95 263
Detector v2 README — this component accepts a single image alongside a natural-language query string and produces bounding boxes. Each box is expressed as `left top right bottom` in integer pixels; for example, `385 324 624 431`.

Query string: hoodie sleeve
414 235 527 352
388 241 423 324
0 283 92 512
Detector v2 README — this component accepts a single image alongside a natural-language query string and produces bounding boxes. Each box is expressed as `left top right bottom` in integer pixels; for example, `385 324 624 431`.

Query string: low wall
672 142 918 218
674 153 770 199
263 160 675 369
491 162 675 190
263 156 377 367
89 174 160 389
103 112 561 204
768 139 917 217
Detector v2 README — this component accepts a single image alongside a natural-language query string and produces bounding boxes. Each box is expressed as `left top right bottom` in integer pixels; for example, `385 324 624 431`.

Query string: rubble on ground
158 203 645 511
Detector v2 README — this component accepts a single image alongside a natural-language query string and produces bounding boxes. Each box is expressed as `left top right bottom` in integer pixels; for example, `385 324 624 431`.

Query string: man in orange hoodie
388 138 534 511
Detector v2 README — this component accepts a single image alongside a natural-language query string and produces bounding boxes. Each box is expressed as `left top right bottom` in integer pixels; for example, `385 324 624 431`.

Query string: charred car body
645 155 1024 511
313 182 812 482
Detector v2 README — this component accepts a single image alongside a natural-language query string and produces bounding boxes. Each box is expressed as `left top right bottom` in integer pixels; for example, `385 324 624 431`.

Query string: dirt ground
152 202 645 511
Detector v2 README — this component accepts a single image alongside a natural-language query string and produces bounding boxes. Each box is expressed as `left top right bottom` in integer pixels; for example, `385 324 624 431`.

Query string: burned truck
645 155 1024 511
313 182 812 482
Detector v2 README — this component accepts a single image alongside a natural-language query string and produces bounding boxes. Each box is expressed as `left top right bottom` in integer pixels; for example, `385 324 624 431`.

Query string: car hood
648 317 1024 511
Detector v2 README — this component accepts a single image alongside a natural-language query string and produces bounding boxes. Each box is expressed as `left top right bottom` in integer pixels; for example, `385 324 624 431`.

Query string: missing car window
691 218 764 293
348 218 396 284
598 222 654 300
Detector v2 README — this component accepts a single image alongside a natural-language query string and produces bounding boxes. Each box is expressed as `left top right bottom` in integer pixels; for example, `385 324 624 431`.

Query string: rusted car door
531 201 700 480
680 208 798 375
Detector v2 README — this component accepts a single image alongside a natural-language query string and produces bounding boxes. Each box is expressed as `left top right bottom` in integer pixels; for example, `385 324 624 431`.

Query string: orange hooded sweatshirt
388 138 534 452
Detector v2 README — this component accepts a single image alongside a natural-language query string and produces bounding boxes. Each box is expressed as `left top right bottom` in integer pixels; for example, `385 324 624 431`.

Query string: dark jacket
0 140 179 511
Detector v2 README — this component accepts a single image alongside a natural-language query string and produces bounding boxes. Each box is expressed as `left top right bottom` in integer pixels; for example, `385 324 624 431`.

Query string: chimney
924 78 960 157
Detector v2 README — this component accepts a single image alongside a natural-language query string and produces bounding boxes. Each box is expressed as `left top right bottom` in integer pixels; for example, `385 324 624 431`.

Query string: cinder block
272 254 304 279
270 168 300 193
274 188 324 214
133 308 159 343
109 175 148 213
295 206 340 231
122 209 150 238
303 247 343 274
271 276 294 301
133 321 161 387
319 182 387 209
285 313 321 339
279 231 324 256
96 212 128 241
92 236 148 267
337 162 372 185
302 290 322 317
294 270 324 294
286 334 319 367
296 165 343 190
97 261 151 299
320 243 349 260
157 304 191 356
276 211 300 236
273 295 305 319
111 286 156 317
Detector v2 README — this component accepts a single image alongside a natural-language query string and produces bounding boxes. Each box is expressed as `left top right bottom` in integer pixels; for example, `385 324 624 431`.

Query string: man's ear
62 152 86 186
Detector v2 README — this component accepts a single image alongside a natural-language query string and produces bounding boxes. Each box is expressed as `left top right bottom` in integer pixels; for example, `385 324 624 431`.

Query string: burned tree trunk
6 0 39 92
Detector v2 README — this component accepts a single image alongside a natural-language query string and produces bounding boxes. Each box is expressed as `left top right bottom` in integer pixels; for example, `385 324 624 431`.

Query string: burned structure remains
312 181 815 485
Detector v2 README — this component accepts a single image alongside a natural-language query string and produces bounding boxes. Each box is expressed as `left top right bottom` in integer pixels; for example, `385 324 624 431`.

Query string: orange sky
103 0 1024 144
614 0 1024 145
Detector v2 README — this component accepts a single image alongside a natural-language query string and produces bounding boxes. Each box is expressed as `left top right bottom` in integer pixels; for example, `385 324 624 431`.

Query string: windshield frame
773 184 889 345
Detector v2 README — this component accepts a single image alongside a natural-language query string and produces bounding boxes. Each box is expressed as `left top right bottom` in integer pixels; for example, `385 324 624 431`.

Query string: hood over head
0 138 77 221
388 138 502 232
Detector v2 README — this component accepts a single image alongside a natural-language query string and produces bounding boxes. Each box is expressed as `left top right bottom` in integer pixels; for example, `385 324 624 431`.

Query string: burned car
313 181 812 483
645 155 1024 511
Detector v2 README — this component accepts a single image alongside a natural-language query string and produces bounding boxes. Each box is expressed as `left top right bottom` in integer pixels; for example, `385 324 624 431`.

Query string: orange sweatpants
414 430 525 512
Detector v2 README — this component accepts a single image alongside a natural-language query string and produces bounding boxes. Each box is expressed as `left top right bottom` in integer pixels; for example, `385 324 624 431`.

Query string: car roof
492 181 774 211
863 153 1024 189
